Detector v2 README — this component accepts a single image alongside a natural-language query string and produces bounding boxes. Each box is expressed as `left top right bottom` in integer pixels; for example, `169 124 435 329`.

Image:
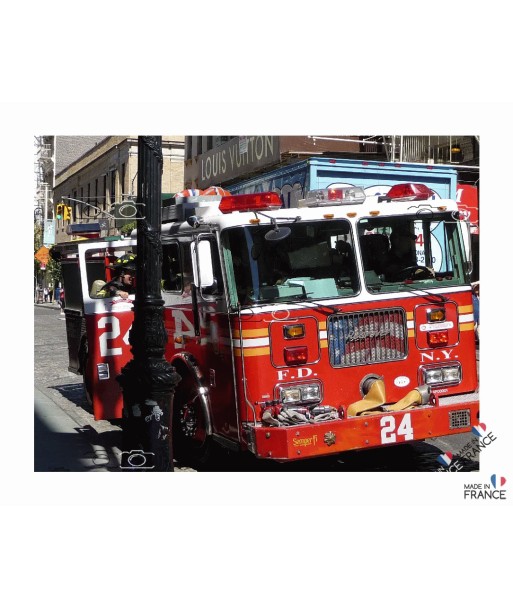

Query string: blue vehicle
228 157 458 206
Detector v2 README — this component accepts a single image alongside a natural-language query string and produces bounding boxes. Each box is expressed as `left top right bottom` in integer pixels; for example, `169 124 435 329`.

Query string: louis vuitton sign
197 136 280 188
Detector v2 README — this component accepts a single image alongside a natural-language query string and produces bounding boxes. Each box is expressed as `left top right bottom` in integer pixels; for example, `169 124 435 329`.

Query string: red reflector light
387 183 434 201
219 192 282 214
427 330 449 347
284 346 308 365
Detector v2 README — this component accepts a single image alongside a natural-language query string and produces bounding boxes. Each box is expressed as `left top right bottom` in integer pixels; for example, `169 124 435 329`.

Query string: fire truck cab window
162 243 182 292
222 220 358 306
86 247 137 299
181 243 194 295
357 216 469 292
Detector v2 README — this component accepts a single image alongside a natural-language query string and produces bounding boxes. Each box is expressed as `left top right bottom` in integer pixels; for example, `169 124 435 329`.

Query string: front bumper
250 400 479 460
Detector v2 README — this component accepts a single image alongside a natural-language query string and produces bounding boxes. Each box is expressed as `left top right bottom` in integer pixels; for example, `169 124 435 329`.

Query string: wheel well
172 358 190 380
171 354 213 437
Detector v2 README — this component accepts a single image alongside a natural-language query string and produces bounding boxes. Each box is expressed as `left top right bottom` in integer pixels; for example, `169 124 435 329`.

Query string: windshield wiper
367 283 382 293
280 298 340 315
407 286 449 304
276 294 310 304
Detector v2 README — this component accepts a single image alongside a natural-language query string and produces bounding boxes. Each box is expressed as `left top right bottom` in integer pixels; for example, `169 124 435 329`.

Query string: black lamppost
118 136 180 471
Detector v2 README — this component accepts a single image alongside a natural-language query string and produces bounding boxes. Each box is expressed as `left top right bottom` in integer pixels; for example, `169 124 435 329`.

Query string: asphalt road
34 304 479 472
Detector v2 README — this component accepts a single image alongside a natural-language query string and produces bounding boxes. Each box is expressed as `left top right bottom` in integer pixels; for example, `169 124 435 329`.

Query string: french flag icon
437 452 453 467
472 423 487 437
491 475 506 489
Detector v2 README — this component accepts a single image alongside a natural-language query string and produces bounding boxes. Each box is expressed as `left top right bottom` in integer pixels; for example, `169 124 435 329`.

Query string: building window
121 163 126 196
185 137 192 160
111 170 116 204
213 136 233 148
103 175 107 211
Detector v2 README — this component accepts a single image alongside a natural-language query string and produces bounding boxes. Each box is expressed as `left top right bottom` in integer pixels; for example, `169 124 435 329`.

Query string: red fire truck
53 183 479 465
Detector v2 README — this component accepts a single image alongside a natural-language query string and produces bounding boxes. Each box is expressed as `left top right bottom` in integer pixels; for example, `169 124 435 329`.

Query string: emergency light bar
302 186 366 207
381 183 435 202
219 191 282 214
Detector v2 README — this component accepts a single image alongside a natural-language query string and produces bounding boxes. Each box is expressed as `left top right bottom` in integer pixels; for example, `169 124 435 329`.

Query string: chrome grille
328 308 407 367
449 409 471 429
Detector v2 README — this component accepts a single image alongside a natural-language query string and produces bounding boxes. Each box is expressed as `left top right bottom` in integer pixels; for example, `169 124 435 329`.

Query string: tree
34 222 61 288
120 220 137 236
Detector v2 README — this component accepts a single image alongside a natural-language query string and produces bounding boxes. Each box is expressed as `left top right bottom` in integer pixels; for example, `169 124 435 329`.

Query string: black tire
172 371 211 466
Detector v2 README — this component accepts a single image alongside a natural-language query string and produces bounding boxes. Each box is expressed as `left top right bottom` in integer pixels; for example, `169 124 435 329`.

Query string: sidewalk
34 387 121 472
34 301 65 317
34 301 61 308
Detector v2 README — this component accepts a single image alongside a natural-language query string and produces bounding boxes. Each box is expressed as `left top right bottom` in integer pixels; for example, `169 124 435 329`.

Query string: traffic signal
56 203 72 221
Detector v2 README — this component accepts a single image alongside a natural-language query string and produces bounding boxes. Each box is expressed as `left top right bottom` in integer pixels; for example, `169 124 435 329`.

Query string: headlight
424 368 443 384
281 388 302 403
422 364 461 386
279 382 321 405
301 385 321 401
442 366 461 383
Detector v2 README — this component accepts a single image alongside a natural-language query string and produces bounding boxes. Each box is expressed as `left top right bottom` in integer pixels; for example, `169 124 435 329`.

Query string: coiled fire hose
347 378 432 417
261 379 432 426
261 405 340 427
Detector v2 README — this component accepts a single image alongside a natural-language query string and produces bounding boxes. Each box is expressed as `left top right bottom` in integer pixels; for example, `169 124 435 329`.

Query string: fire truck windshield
357 213 470 292
222 219 359 306
222 213 470 306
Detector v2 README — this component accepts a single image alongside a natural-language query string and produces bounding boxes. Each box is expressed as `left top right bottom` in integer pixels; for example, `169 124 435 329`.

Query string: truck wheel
172 372 211 466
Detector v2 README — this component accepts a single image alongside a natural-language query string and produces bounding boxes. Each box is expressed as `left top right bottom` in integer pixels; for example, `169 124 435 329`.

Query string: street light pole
118 136 180 471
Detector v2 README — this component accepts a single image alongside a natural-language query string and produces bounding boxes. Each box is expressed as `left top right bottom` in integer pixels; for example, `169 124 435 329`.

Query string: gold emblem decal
324 431 336 446
292 434 318 447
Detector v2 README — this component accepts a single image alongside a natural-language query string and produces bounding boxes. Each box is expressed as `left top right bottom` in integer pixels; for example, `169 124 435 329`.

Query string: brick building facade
52 136 184 243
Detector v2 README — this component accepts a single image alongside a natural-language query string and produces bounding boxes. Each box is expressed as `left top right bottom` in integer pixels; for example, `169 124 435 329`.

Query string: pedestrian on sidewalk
59 288 65 314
